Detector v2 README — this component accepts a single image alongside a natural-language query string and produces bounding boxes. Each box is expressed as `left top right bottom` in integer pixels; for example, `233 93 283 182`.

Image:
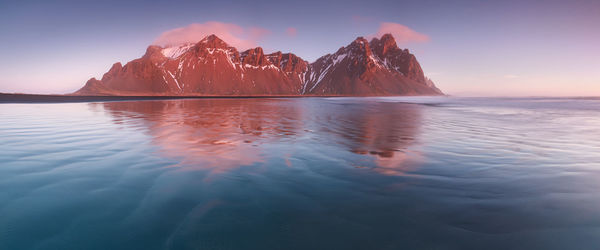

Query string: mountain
75 34 442 96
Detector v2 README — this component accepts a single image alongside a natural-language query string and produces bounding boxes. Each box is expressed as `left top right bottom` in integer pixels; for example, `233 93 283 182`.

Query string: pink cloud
285 27 297 37
153 22 271 50
369 22 429 44
352 15 374 23
248 27 271 39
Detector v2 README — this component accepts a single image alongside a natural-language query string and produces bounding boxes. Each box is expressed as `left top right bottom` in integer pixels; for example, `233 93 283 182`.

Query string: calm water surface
1 97 600 249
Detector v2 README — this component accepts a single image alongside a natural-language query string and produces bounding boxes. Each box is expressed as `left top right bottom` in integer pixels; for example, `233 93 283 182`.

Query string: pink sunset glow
369 22 430 44
0 0 598 96
285 27 298 37
153 22 271 50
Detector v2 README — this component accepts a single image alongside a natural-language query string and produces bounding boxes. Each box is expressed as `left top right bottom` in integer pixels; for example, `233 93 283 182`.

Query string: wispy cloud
153 22 271 50
352 15 374 23
369 22 429 44
504 74 519 79
285 27 298 37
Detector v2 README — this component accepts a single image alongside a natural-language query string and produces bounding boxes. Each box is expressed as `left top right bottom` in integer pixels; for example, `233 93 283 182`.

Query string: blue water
1 97 600 249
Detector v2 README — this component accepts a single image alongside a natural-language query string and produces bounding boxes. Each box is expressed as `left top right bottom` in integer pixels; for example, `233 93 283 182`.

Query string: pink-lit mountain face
75 34 442 96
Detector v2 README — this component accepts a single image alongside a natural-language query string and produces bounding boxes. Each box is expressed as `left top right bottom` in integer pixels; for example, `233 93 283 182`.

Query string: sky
0 0 598 96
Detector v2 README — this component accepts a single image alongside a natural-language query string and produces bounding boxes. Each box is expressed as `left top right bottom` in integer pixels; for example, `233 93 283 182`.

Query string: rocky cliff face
302 34 439 95
75 34 442 96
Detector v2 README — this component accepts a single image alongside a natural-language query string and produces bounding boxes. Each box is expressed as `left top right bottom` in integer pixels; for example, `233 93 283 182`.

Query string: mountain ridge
75 34 442 96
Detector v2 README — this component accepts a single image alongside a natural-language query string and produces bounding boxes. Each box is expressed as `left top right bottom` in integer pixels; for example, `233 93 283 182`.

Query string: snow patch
332 53 347 65
177 60 185 75
167 71 181 90
162 43 194 58
309 63 333 92
262 64 279 70
369 54 384 68
300 71 308 94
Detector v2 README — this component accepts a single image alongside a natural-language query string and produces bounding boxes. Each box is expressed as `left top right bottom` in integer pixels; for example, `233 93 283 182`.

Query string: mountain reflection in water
99 98 423 176
3 97 600 250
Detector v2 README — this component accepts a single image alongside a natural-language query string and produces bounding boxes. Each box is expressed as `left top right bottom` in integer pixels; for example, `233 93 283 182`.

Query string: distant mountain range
75 34 442 96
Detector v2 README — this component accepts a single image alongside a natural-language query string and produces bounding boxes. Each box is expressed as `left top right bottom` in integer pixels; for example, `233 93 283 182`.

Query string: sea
1 96 599 249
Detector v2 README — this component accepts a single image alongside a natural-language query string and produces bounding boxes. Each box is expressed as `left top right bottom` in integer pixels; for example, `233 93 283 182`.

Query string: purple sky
1 0 599 96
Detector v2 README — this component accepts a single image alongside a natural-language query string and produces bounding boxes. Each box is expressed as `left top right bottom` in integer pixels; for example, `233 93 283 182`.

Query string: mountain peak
241 47 269 67
143 45 166 59
203 34 221 41
198 34 229 48
348 36 371 53
351 36 369 46
75 34 442 96
370 33 398 57
380 33 396 44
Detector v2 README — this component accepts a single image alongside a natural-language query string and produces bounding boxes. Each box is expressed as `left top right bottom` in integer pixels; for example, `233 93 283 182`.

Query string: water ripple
2 98 600 249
